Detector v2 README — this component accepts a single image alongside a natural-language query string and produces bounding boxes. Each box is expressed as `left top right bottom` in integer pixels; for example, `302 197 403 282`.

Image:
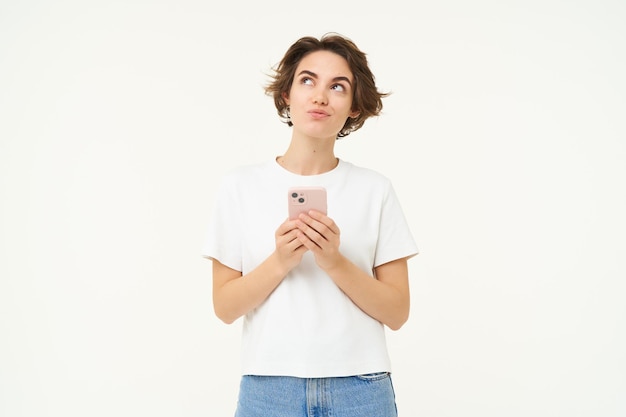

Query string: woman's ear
282 92 290 105
350 110 360 119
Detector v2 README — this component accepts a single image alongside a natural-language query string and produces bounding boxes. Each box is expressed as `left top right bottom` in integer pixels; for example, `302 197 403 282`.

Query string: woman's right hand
212 218 309 324
274 218 308 273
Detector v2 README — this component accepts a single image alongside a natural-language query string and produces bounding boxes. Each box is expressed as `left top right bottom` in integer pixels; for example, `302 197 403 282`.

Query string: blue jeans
234 373 398 417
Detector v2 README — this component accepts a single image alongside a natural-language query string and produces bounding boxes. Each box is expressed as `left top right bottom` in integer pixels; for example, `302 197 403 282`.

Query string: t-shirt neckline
271 157 346 179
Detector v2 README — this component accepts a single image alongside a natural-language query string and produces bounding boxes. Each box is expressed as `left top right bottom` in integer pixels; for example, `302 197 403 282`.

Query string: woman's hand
212 218 309 324
294 210 411 330
295 210 343 271
275 218 309 273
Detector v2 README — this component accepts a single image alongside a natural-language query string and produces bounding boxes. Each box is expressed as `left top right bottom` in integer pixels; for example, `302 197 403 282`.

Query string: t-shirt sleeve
374 181 419 268
201 174 243 272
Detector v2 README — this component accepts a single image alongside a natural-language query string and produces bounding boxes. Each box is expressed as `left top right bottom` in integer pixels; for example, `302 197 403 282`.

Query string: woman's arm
295 211 411 330
212 218 308 324
324 256 410 331
212 253 286 324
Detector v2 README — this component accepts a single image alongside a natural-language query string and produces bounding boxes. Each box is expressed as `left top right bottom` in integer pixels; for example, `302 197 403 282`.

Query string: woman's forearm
212 253 289 324
324 257 410 330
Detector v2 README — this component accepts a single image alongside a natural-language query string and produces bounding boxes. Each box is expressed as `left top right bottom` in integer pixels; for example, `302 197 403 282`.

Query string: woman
203 33 418 417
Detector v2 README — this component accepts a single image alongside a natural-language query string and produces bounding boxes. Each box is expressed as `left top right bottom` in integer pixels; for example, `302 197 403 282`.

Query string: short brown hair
265 33 389 138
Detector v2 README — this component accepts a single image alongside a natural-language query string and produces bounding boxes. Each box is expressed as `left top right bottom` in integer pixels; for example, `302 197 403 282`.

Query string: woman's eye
301 77 313 85
331 84 346 92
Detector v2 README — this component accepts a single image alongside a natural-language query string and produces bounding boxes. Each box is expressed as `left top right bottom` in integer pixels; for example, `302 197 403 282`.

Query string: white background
1 1 625 416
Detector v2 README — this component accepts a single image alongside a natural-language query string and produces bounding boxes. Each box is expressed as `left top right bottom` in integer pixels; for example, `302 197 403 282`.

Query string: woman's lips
308 109 329 119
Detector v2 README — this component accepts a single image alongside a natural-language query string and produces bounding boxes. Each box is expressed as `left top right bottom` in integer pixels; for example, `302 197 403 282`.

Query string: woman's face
284 50 360 140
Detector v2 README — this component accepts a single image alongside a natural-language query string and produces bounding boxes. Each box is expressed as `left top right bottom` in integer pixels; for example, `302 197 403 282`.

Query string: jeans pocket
356 372 390 382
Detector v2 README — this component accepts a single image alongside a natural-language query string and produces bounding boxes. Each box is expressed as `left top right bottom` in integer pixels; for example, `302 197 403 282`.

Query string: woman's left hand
295 210 343 271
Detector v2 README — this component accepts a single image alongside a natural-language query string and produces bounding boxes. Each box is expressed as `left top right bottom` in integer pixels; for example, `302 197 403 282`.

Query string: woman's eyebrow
297 70 352 87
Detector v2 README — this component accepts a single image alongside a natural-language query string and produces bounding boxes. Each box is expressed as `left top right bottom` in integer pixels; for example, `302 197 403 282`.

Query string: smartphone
288 186 327 220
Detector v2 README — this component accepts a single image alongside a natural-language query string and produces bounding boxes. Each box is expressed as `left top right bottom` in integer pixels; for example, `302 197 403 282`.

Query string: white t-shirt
203 158 418 378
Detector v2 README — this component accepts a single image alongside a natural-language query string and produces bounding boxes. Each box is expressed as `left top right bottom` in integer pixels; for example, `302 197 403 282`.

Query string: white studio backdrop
1 1 625 416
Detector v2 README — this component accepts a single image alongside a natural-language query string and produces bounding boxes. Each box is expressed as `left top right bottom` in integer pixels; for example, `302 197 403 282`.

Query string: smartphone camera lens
291 192 298 198
298 197 305 203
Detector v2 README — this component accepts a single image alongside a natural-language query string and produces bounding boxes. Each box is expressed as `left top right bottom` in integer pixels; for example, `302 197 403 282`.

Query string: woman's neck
277 136 338 175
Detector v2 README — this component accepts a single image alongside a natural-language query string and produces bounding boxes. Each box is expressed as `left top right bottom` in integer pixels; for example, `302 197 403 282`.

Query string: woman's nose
312 89 328 105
